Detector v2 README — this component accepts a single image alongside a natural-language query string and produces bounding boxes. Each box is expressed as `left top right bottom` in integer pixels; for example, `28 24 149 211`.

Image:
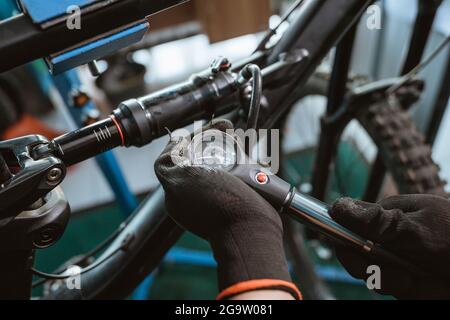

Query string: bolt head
47 168 63 184
33 226 59 248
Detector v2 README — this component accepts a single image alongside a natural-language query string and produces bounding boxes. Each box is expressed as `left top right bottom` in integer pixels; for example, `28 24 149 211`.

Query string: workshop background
1 0 449 299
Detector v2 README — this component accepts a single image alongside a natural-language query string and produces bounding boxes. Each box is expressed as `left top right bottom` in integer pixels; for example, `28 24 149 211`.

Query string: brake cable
31 220 132 288
254 0 306 52
388 34 450 96
31 247 123 285
237 64 263 130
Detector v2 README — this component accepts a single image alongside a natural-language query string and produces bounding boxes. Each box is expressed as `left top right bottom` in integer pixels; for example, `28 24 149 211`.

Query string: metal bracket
19 0 149 74
45 21 149 74
261 49 310 89
0 135 66 224
324 77 424 126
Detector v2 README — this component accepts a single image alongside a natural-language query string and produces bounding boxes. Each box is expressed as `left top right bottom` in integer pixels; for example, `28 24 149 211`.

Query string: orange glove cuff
216 279 302 300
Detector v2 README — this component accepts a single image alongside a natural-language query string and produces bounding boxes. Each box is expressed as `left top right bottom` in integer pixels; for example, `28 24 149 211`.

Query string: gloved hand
154 120 301 300
330 194 450 299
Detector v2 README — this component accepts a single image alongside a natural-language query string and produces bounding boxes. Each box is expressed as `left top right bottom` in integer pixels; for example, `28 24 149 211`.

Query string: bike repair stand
0 136 70 299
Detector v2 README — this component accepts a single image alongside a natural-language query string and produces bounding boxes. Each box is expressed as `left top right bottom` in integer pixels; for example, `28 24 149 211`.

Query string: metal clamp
0 135 66 224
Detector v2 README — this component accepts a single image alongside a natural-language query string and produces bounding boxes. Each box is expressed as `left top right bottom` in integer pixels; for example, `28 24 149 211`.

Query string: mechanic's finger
379 194 450 214
330 197 393 243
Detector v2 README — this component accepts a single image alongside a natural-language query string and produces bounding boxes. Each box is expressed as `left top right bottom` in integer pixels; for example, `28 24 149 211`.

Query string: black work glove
155 120 301 300
330 195 450 299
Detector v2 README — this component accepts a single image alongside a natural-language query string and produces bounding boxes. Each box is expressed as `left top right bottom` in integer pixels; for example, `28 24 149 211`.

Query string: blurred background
1 0 449 299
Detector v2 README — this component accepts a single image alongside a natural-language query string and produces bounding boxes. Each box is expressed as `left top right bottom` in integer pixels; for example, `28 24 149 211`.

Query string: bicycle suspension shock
31 53 302 167
32 67 241 166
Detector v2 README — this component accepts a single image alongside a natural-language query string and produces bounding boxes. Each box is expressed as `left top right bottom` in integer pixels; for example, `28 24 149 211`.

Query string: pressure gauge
187 129 241 171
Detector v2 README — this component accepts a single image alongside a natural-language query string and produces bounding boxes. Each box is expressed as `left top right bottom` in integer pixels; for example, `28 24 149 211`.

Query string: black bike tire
281 73 447 300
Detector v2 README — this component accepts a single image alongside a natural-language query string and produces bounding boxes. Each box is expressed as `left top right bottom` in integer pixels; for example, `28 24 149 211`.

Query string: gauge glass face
188 130 238 171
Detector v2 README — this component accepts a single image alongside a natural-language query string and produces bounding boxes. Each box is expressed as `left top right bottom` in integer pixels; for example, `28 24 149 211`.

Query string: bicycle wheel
280 72 447 300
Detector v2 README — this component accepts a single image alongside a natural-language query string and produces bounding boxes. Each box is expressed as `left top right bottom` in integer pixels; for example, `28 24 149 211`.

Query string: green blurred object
282 141 370 202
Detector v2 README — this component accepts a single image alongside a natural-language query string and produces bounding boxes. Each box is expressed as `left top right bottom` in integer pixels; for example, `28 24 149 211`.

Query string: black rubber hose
240 64 262 130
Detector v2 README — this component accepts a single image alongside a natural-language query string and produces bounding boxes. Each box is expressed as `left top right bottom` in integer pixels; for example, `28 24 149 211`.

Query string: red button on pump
255 172 269 185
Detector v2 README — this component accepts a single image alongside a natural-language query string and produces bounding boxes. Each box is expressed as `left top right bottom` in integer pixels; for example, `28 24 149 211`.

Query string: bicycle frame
10 0 442 299
39 0 371 300
0 0 188 73
9 0 442 299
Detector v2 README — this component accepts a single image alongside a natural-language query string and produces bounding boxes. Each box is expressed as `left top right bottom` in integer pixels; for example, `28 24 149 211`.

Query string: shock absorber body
115 70 239 147
34 118 123 166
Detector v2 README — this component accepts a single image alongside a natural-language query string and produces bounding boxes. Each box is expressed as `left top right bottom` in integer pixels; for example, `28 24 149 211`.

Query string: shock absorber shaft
33 118 124 166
